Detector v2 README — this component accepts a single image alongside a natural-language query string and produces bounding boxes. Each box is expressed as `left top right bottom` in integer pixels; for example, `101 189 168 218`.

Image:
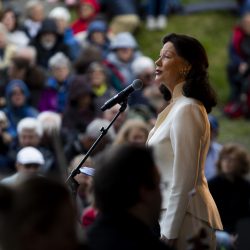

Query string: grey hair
17 117 43 137
49 6 71 23
48 52 70 69
37 111 62 135
85 118 116 140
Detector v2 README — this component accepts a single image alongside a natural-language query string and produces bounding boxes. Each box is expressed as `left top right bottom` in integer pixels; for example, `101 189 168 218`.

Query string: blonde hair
25 0 43 18
113 119 150 145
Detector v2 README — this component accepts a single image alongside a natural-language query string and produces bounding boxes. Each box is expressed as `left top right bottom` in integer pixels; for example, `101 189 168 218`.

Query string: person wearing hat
71 0 101 37
1 146 45 186
81 19 111 59
3 79 39 141
29 18 71 69
104 32 143 90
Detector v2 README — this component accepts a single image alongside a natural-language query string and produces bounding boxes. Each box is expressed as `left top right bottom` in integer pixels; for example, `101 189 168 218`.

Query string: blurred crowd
0 0 175 177
0 0 250 250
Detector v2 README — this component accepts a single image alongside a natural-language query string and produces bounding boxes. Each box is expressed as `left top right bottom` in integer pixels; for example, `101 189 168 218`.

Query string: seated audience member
100 0 140 35
1 146 44 186
208 143 250 249
38 52 72 113
81 19 111 59
2 79 38 140
224 11 250 118
0 7 30 48
7 46 46 108
104 31 143 90
113 118 150 146
21 0 45 39
205 114 222 181
61 74 97 141
13 117 56 174
86 62 117 113
49 6 81 61
64 118 115 163
0 176 83 250
0 111 13 174
87 144 172 250
71 0 101 40
29 18 71 69
73 44 103 74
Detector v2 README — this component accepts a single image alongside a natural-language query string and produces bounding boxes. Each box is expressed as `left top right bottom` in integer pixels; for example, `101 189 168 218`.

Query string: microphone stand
66 100 128 199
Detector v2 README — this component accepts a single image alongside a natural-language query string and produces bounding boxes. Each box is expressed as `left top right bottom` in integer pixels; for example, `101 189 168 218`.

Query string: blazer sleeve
161 103 207 239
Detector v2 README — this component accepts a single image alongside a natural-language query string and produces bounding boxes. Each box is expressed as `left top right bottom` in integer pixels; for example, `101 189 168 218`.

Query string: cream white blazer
147 83 223 239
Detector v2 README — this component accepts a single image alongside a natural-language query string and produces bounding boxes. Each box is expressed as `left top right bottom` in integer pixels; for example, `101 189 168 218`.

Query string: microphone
101 79 143 111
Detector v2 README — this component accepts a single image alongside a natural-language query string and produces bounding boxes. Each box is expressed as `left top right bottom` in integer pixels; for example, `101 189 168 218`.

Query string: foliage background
135 2 250 149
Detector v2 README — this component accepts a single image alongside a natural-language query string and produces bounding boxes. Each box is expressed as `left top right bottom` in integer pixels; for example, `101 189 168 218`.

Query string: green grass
135 10 250 150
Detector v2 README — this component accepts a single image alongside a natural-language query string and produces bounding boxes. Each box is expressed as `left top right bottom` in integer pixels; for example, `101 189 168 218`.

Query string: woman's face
220 153 239 176
10 86 26 107
117 48 133 63
127 127 148 145
30 5 44 22
2 11 16 31
155 42 188 92
91 31 106 45
90 69 106 87
52 66 69 82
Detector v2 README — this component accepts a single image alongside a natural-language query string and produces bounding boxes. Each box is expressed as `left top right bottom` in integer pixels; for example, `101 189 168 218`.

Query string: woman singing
147 33 223 249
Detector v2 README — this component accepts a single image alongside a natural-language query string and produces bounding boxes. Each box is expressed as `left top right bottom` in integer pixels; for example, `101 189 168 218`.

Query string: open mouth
155 69 162 75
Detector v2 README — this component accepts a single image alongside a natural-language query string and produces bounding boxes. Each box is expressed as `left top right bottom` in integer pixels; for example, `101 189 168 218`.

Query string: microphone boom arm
66 100 128 198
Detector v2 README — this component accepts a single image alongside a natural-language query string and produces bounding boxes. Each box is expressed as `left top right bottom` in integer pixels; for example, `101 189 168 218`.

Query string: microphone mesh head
132 79 143 90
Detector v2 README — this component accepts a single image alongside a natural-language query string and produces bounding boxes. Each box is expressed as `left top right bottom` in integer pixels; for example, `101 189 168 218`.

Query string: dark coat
208 175 250 234
87 212 171 250
29 18 71 69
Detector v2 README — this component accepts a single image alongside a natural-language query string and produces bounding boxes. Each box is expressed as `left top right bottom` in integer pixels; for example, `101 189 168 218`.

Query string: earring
179 68 188 79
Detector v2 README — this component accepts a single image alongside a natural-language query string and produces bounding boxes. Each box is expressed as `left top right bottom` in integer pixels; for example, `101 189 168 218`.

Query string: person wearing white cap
1 146 44 186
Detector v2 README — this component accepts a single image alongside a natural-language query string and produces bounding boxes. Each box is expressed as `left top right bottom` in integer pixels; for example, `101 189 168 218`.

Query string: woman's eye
163 54 171 59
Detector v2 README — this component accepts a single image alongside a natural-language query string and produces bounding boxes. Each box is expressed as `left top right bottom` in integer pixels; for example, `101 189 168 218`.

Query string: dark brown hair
162 33 217 113
217 143 250 176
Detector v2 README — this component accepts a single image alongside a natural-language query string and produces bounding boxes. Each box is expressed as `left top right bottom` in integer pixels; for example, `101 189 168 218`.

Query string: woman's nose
155 57 161 66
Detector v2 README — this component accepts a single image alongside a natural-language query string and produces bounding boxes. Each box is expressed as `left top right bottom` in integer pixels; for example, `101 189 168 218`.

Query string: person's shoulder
1 173 19 185
180 96 204 107
174 97 206 119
